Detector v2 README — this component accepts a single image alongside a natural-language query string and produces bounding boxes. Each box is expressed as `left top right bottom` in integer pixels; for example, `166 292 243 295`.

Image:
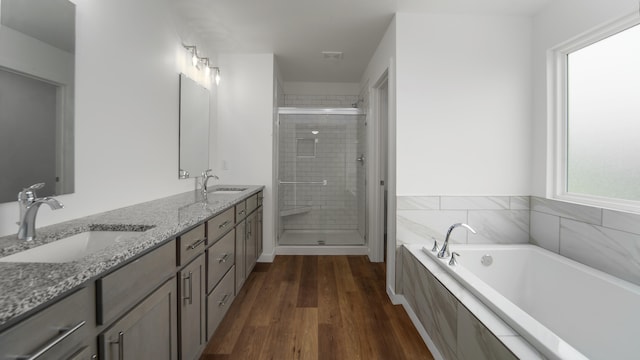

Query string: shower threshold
278 230 364 246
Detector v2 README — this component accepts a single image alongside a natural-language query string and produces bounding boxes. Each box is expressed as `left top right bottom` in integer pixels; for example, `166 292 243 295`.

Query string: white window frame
548 11 640 213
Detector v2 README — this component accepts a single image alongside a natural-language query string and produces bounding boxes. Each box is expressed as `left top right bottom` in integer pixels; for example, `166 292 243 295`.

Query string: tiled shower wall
395 195 640 287
283 94 360 108
278 114 365 232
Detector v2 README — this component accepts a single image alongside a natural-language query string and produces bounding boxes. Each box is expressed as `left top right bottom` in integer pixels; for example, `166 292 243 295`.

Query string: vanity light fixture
209 66 221 85
183 45 198 66
200 58 210 74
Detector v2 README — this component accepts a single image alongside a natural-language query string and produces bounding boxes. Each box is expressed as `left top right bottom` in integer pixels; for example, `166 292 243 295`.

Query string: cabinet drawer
206 266 235 339
235 201 247 222
97 239 175 325
177 224 206 266
246 194 258 213
207 208 234 244
257 191 264 207
206 230 235 292
0 287 94 360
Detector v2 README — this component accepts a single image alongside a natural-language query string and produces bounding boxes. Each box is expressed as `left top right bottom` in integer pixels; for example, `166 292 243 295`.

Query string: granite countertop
0 185 263 331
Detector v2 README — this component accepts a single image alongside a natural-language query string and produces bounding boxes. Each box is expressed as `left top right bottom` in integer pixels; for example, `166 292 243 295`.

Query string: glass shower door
277 110 366 246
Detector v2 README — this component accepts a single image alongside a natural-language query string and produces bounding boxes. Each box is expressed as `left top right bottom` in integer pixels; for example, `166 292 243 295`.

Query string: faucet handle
449 252 461 266
430 237 439 252
203 169 219 180
25 183 45 191
18 183 45 201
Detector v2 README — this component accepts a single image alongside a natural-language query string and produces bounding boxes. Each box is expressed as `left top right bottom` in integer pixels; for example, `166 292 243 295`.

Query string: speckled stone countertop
0 185 263 331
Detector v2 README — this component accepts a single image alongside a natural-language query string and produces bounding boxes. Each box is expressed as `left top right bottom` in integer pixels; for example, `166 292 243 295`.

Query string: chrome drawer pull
117 331 124 360
187 238 206 250
239 209 246 215
19 321 86 360
217 253 230 263
218 294 230 307
183 272 193 305
218 220 231 229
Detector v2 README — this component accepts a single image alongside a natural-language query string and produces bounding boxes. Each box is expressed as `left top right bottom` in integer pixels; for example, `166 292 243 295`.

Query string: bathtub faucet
437 223 477 259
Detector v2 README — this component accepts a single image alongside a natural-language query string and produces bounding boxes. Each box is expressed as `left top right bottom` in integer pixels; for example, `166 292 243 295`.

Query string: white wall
214 53 275 259
0 0 206 236
530 0 639 196
395 13 532 196
361 16 396 92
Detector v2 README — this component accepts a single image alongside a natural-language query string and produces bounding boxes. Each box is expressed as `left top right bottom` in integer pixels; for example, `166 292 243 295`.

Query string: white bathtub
419 244 640 360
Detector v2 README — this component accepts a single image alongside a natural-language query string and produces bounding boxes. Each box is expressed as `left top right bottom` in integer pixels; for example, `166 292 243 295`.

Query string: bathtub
416 244 640 360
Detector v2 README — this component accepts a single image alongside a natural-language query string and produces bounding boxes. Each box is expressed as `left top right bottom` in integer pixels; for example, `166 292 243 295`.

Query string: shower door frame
274 107 367 249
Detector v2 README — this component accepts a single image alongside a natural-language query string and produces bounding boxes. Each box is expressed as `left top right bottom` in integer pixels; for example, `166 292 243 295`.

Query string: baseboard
257 251 275 263
386 285 401 305
274 245 369 256
397 294 445 360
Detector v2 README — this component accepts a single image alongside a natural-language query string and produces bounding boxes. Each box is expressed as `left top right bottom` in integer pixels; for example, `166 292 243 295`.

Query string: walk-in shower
276 108 366 247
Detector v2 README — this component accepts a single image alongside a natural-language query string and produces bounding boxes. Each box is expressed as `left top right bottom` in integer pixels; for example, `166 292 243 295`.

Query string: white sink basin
0 231 142 263
210 188 247 194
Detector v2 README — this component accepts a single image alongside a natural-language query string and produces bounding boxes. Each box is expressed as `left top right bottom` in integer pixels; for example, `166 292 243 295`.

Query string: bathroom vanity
0 186 264 360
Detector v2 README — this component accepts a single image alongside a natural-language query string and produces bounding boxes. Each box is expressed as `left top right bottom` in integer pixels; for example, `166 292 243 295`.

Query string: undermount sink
0 231 145 263
210 187 247 194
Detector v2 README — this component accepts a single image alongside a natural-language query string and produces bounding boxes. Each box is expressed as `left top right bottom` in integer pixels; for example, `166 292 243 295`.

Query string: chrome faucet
437 223 476 259
17 183 64 241
200 169 219 198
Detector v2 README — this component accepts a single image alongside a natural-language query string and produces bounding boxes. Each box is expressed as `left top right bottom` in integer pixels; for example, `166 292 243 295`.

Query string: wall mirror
179 73 210 179
0 0 75 203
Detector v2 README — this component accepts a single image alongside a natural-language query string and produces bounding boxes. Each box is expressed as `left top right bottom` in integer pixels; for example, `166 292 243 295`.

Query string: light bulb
215 68 221 85
191 53 198 67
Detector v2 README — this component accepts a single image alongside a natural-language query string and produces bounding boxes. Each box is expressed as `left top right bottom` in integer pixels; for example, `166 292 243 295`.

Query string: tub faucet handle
431 238 439 252
449 252 461 266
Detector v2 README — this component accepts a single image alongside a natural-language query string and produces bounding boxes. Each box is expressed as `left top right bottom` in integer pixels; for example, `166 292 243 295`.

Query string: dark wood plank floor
200 255 433 360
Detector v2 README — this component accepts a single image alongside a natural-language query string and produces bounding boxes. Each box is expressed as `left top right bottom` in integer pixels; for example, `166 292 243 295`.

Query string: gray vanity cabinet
178 253 206 360
0 286 95 360
100 278 178 360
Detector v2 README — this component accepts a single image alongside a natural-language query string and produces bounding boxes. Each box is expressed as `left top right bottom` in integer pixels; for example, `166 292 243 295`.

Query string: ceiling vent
322 51 343 61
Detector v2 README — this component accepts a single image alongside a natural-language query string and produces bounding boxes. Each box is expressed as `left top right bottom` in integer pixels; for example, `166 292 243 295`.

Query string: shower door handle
356 154 365 164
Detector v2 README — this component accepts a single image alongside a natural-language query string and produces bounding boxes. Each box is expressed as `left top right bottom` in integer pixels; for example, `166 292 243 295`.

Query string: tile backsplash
396 195 640 286
530 197 640 286
396 196 530 246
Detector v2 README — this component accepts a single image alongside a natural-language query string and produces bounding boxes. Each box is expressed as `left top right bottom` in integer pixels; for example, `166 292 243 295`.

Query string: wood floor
200 255 433 360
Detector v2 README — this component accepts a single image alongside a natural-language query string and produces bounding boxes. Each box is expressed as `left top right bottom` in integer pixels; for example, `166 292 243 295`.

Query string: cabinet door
100 278 178 360
179 254 205 360
257 206 263 258
235 220 245 293
245 211 257 275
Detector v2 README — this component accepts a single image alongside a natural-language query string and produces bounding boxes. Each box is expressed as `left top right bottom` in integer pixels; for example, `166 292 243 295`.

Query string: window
551 14 640 210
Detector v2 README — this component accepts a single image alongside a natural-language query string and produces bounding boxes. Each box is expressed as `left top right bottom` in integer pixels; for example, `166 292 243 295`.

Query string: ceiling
170 0 552 83
1 0 75 53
